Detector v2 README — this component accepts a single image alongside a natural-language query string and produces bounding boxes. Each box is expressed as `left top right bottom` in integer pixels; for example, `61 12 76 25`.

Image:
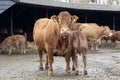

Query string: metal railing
52 0 120 6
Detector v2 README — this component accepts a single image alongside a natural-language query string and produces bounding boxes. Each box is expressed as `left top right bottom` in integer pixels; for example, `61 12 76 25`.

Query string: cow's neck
54 36 69 55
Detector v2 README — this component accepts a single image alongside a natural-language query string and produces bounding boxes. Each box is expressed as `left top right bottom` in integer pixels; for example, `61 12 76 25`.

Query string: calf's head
51 11 78 39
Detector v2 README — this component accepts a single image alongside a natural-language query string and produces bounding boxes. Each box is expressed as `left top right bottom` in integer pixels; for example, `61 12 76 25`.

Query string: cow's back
33 18 59 49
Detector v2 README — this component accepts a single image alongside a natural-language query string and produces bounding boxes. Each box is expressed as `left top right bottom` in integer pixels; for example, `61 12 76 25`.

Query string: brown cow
0 35 26 55
79 26 112 51
33 11 78 76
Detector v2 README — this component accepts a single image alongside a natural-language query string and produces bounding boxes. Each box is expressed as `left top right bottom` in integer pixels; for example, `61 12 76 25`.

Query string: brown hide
33 18 59 49
33 11 78 76
70 30 88 52
0 35 26 55
71 23 99 30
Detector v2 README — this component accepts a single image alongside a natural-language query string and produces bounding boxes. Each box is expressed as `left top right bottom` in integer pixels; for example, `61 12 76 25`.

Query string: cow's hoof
96 50 99 51
66 70 70 76
48 71 53 76
84 71 88 75
39 67 43 71
45 66 48 70
91 49 94 51
75 71 79 75
72 67 75 71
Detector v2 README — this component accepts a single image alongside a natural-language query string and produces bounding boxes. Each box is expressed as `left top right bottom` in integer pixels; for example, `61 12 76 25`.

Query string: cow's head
51 11 78 39
103 26 113 37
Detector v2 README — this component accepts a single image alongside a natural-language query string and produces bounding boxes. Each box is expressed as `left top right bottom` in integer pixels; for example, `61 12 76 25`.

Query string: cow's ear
51 15 58 22
72 15 78 23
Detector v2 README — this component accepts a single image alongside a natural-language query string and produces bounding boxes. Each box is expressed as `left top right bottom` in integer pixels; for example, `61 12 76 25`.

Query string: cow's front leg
45 44 54 76
91 42 94 51
45 55 48 70
65 55 71 75
47 53 53 76
95 42 99 51
37 47 43 71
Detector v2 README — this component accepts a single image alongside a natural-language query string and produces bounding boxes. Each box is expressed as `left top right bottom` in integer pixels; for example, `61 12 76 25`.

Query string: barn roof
0 0 15 14
15 0 120 12
0 0 120 14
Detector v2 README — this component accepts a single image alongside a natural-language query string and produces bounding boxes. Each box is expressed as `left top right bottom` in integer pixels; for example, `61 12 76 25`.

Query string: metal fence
53 0 120 5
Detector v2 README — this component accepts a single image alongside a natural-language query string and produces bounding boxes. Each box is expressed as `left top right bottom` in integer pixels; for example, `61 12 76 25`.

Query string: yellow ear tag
73 19 76 22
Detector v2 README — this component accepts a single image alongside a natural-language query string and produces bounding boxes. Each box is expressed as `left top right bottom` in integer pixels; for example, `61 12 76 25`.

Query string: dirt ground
0 42 120 80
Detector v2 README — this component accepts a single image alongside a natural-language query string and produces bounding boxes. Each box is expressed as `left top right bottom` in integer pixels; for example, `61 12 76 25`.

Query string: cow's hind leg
45 55 48 70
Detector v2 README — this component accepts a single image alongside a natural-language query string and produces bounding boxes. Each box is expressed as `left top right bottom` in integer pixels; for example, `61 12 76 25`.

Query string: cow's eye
62 29 64 32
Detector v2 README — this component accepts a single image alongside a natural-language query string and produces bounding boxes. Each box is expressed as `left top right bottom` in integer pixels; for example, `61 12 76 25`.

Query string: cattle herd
0 11 120 76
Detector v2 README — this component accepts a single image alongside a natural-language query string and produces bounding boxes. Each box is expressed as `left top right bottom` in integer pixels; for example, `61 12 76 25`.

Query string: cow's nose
61 28 70 34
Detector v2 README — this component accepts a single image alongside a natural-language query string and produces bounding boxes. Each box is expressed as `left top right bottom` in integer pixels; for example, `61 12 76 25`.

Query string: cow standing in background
79 25 112 51
0 35 26 55
33 11 81 76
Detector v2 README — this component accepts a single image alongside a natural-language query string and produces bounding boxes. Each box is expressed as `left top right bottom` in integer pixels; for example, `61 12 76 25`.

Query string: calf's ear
51 15 58 22
72 15 78 23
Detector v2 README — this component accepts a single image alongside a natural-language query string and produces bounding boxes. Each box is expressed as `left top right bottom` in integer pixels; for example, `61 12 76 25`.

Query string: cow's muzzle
60 28 70 38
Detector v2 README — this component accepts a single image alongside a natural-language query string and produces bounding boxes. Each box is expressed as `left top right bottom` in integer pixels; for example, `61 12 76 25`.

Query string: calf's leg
72 53 79 75
95 41 99 51
8 47 12 55
82 50 87 75
91 42 94 51
65 54 71 75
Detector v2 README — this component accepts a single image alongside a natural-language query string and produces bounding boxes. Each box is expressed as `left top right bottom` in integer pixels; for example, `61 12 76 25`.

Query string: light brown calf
0 35 26 55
